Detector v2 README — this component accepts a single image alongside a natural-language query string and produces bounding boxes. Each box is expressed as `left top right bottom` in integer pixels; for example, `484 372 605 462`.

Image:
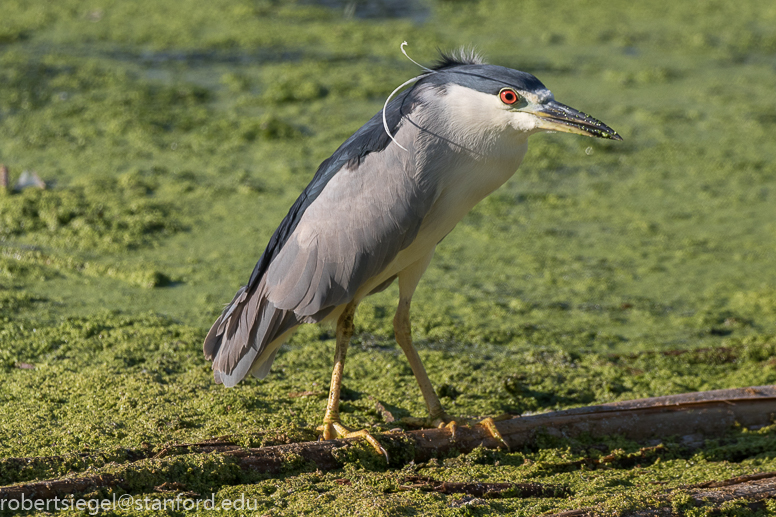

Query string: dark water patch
305 0 431 22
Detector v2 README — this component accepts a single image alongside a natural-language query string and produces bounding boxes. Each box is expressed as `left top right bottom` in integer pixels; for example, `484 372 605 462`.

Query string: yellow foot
477 416 510 451
401 413 460 439
401 412 454 429
317 420 389 463
402 414 510 450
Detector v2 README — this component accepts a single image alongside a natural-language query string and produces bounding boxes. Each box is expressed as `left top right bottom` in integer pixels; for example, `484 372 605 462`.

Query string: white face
433 82 623 145
423 83 554 154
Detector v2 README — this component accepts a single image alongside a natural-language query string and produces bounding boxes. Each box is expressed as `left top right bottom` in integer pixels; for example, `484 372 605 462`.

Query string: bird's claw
402 414 509 450
478 416 510 451
401 413 460 438
317 421 390 464
401 412 454 429
442 420 458 440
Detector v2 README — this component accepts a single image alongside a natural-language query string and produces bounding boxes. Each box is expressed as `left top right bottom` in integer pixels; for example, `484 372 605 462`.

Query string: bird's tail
204 279 300 387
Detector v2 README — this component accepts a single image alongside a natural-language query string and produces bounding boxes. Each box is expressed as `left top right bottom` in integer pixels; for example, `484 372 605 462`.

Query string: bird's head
405 50 621 149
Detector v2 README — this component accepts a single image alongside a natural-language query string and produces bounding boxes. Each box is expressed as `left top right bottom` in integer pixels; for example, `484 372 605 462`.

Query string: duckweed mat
2 0 776 515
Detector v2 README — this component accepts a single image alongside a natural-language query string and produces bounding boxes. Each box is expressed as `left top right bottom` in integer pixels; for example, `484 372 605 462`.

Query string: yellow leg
394 297 447 423
321 301 356 428
392 251 454 427
318 301 389 462
394 299 505 447
392 254 510 449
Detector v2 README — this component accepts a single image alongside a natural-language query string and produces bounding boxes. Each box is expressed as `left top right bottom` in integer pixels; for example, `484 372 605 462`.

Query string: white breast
394 84 530 267
349 83 534 303
352 152 526 303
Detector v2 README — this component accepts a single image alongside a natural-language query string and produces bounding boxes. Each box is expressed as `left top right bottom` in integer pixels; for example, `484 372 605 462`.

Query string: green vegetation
1 0 775 514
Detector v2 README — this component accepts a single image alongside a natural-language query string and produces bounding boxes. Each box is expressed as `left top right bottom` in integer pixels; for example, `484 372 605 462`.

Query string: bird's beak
531 100 622 140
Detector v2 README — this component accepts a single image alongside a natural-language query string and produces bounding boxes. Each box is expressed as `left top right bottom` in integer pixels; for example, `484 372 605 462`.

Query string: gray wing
264 147 430 317
204 125 434 387
204 278 300 387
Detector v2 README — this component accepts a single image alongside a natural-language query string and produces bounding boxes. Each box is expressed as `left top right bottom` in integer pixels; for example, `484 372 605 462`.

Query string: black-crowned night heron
204 48 621 455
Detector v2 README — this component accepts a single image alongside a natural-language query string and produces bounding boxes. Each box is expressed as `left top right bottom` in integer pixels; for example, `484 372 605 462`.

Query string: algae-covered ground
2 0 776 515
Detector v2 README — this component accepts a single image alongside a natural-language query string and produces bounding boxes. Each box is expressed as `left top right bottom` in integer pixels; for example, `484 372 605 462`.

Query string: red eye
499 89 519 105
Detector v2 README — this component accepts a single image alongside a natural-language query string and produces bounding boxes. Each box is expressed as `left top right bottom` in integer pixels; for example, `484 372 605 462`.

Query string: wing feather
265 145 432 317
204 84 433 386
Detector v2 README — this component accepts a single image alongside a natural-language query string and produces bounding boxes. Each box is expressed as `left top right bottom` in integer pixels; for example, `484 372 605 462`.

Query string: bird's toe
402 413 510 448
477 417 510 450
401 411 456 429
317 421 389 463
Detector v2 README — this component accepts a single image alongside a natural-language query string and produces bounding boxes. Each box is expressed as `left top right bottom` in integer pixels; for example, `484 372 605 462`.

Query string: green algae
1 0 776 515
0 446 149 486
0 183 179 251
38 427 771 517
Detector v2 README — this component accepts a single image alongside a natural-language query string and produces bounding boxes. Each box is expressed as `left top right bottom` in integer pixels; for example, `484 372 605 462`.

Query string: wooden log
0 474 126 502
3 385 775 501
403 385 776 463
547 471 776 516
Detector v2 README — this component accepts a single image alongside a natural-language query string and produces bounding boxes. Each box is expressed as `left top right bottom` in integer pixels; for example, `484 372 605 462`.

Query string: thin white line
382 73 429 152
401 41 434 72
382 42 436 152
